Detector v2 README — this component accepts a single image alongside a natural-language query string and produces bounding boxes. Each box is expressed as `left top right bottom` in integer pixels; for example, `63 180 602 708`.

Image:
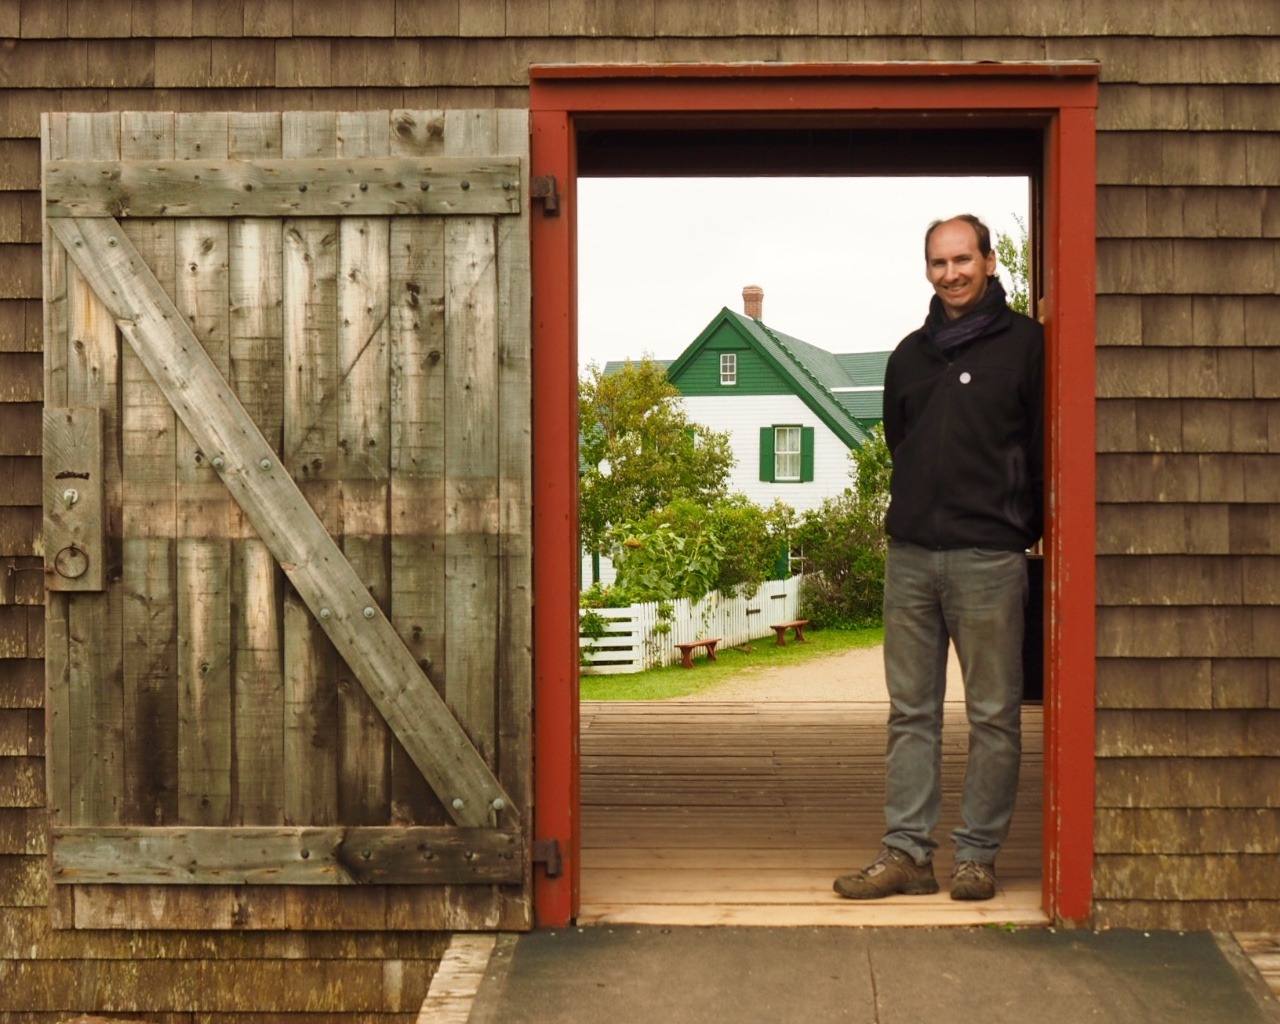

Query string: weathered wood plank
1097 707 1280 757
1097 553 1245 606
175 112 233 828
279 117 344 829
176 540 232 824
494 108 533 831
44 156 522 218
51 825 521 885
1097 807 1280 854
1097 756 1280 808
387 203 449 826
119 535 179 826
417 934 498 1024
70 878 530 930
48 214 515 827
118 110 180 829
229 113 286 829
0 352 43 400
283 593 340 827
280 110 343 829
62 112 125 830
443 109 501 765
1096 853 1280 901
233 542 284 825
389 109 447 157
336 111 394 825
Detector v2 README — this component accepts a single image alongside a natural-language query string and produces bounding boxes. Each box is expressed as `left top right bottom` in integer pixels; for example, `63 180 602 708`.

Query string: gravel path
677 644 964 703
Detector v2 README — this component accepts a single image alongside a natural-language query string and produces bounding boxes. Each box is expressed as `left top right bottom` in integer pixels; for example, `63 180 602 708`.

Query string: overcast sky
576 176 1029 370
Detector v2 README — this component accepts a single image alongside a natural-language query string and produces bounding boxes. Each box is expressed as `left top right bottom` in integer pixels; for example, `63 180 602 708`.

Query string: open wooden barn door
40 110 533 931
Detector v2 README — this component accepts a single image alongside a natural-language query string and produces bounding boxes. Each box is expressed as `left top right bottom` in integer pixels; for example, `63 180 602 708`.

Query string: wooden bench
675 637 721 668
770 619 810 646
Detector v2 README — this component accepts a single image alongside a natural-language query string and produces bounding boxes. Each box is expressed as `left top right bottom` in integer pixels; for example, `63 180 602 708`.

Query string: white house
614 286 890 515
585 288 890 586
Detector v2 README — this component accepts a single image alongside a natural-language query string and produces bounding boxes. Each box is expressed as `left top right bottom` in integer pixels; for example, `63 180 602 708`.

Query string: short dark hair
924 214 992 259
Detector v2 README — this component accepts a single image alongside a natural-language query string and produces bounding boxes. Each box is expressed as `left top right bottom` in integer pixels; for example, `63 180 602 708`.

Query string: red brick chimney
742 284 764 319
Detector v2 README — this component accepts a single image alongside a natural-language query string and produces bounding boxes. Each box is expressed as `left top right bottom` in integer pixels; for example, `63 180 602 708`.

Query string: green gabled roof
829 351 891 425
667 308 880 450
834 390 885 424
834 350 892 388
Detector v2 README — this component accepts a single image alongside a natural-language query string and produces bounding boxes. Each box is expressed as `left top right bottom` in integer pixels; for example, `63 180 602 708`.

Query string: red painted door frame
529 63 1099 927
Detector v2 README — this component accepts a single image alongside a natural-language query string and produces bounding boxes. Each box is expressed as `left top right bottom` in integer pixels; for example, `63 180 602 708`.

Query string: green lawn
579 625 884 701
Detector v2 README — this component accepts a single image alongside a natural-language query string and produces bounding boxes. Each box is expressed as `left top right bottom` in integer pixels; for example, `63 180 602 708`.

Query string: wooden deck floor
1235 934 1280 999
579 700 1047 927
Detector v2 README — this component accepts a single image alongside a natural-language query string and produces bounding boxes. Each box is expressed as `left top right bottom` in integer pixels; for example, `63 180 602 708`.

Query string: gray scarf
926 275 1008 353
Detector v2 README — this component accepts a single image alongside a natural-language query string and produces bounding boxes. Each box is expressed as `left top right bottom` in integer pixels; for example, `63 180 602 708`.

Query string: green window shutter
801 427 815 482
759 427 775 482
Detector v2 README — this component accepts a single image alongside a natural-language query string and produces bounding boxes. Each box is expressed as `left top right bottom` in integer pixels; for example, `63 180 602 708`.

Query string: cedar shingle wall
1093 6 1280 923
2 0 1279 1014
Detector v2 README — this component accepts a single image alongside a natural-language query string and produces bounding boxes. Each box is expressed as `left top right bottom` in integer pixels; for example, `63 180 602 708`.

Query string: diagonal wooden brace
50 216 517 829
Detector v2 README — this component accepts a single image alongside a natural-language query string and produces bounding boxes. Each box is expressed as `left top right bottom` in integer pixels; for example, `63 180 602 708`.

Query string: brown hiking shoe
833 847 939 900
950 860 996 901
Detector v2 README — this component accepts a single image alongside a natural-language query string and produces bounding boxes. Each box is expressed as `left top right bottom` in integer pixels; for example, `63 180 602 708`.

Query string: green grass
579 625 884 701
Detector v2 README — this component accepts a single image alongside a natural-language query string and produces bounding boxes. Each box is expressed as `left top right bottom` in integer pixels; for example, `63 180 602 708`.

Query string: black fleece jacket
882 302 1044 552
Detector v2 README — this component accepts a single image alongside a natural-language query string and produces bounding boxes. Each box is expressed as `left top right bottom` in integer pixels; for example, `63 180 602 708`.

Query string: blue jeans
881 541 1028 865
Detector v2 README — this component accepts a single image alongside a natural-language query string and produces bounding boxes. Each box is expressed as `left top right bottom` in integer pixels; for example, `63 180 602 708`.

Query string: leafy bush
579 495 793 608
577 608 609 666
704 496 795 598
792 424 891 629
609 518 724 603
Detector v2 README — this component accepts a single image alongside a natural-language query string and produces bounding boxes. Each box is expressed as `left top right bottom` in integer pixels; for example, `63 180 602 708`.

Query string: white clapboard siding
679 394 854 514
580 551 619 588
580 575 803 674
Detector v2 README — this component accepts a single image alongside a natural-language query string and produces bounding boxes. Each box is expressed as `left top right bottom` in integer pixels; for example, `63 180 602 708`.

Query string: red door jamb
1042 102 1099 924
529 63 1099 928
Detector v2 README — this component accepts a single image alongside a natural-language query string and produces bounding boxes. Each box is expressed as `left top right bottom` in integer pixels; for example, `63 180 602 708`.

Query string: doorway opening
573 173 1041 925
531 64 1099 929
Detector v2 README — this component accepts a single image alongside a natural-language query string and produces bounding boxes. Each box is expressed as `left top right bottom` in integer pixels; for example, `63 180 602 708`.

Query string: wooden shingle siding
1092 14 1279 923
0 1 1272 1017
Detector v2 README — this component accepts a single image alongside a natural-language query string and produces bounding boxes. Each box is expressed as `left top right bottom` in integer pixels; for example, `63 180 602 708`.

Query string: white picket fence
579 575 804 674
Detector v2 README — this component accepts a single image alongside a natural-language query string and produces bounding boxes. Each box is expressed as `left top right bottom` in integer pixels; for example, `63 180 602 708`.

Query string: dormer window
720 352 737 386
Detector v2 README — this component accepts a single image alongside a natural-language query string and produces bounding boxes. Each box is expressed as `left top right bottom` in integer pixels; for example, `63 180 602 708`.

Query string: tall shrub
793 423 892 628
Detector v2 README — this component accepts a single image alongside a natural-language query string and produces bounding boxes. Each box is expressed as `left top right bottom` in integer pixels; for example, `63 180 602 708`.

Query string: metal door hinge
532 838 562 878
531 175 560 215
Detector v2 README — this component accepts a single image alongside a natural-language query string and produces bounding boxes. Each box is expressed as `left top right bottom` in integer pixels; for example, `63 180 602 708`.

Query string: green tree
792 423 892 628
995 213 1031 315
578 358 735 556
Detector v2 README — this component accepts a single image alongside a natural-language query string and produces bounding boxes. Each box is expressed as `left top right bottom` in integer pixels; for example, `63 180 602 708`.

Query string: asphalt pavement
466 925 1280 1024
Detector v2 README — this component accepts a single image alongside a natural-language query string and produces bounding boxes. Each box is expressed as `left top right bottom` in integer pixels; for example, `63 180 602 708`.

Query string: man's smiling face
925 218 998 320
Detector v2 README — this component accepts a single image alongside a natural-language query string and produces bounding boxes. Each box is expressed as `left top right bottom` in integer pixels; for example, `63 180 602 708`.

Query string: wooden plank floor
1234 934 1280 999
580 700 1047 927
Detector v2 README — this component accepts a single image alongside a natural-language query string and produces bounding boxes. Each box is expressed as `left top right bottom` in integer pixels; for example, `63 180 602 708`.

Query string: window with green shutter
760 425 814 482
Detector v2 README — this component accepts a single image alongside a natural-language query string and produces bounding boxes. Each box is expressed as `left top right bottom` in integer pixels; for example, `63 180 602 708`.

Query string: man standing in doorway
835 214 1043 902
